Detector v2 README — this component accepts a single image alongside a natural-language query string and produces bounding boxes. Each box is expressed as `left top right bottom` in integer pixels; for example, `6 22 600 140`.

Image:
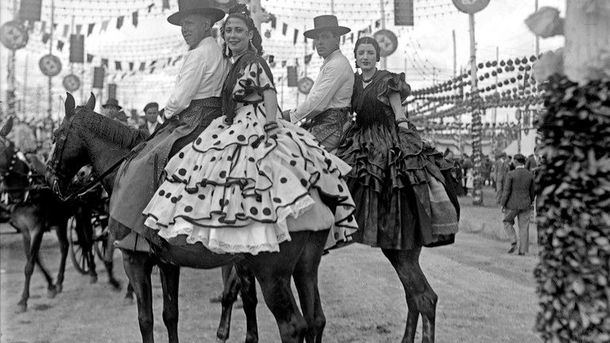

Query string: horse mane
74 107 147 149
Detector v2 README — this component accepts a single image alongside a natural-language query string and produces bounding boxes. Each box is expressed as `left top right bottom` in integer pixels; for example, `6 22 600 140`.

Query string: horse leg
124 282 135 305
235 263 258 343
293 230 328 343
382 247 437 343
158 262 180 343
53 222 70 293
249 236 308 343
216 264 240 343
17 225 35 313
122 249 155 343
104 232 122 290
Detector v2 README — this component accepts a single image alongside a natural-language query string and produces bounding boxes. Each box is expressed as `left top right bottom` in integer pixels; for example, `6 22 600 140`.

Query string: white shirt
290 49 354 123
164 36 230 119
146 121 157 135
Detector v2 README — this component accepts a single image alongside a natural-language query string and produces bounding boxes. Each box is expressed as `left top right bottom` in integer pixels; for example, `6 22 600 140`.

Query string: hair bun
228 4 250 16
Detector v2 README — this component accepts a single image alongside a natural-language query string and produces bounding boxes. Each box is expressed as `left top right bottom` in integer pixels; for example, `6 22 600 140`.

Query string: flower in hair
229 4 250 17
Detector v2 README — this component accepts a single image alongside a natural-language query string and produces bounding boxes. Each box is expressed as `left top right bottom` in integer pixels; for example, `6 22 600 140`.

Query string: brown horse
47 93 329 343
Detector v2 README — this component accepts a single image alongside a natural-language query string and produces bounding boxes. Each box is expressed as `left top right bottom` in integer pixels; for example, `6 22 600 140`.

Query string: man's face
314 31 339 58
145 107 158 123
180 14 210 49
102 106 120 116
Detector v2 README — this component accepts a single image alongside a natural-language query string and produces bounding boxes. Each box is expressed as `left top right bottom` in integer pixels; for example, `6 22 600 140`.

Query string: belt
307 107 351 125
190 96 222 108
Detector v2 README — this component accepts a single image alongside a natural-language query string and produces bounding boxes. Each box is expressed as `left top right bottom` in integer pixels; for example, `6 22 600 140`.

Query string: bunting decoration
116 16 124 30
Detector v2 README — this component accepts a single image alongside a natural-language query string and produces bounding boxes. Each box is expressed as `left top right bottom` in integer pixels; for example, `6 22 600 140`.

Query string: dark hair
514 154 526 164
221 4 264 57
143 102 158 112
353 36 380 69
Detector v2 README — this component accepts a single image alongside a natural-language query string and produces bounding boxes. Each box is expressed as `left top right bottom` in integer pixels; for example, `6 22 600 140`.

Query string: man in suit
139 102 159 135
500 154 535 255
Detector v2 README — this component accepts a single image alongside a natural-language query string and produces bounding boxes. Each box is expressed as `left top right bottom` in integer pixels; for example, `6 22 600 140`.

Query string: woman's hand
398 121 409 130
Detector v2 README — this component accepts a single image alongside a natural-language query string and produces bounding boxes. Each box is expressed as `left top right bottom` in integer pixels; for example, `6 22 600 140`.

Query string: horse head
46 92 96 198
0 117 16 178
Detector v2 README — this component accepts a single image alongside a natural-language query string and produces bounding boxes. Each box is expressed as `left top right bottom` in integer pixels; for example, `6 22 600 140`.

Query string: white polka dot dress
142 56 357 254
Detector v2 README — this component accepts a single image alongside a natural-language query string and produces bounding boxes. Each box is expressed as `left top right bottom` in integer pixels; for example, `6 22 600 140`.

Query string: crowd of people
443 148 538 255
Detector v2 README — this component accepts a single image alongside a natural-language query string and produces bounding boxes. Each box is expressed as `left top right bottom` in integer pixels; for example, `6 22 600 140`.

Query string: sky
0 0 565 122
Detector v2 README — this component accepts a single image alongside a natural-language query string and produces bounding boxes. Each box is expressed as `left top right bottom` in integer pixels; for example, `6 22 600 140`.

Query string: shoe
518 252 525 256
507 245 517 254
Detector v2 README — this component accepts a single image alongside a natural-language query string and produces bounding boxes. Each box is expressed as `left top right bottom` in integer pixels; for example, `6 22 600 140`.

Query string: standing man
110 0 229 252
140 102 159 135
500 154 535 255
495 152 509 204
285 15 353 152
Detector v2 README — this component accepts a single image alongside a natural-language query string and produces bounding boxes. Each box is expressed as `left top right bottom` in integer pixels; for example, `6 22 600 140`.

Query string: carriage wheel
68 216 90 275
94 225 109 261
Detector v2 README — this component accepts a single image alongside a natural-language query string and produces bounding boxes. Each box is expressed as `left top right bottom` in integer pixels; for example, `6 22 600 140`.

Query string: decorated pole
525 1 610 342
452 0 490 206
379 0 386 69
468 10 482 206
47 0 54 120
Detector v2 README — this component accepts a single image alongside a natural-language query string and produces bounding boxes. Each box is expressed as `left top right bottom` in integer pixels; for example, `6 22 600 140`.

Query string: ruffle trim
377 72 411 107
143 104 357 238
339 124 455 193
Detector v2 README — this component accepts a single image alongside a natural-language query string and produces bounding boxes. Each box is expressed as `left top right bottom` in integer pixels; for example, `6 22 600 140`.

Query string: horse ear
85 92 96 111
65 93 75 119
0 117 14 137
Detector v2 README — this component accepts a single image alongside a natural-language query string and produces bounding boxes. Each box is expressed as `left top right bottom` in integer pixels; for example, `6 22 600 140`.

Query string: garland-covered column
527 1 610 342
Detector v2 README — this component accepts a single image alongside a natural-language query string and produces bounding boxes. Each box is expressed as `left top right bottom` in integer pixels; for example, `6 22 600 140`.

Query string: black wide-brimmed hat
102 98 122 110
304 15 351 39
167 0 226 26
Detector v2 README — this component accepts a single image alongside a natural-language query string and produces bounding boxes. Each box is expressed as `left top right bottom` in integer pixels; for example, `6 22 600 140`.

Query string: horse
0 117 69 313
47 93 330 343
0 118 126 313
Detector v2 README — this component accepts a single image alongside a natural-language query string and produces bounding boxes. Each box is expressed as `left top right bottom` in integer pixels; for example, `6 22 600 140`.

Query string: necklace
362 70 377 83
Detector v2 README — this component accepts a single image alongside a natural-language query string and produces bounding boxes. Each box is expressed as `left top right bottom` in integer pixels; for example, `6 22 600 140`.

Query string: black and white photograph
0 0 608 342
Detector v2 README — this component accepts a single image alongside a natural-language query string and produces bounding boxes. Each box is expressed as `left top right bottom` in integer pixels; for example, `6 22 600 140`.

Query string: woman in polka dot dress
142 8 357 255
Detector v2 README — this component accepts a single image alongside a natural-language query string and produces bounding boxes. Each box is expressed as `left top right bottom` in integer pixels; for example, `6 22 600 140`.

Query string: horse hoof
90 275 98 284
122 296 134 306
55 284 63 293
15 303 27 314
109 279 122 291
47 287 58 299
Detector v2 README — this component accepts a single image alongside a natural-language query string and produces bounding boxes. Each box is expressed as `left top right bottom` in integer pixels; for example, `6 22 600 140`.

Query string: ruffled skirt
143 103 357 254
336 121 460 250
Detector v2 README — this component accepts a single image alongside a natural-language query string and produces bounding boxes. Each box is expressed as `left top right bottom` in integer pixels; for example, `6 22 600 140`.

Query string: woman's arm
389 92 409 129
263 89 278 123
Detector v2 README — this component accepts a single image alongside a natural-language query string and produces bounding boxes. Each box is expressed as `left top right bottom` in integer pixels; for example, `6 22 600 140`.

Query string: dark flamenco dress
336 71 460 250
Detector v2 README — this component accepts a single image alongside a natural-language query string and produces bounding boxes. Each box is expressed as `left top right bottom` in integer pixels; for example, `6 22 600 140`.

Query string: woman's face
356 43 377 72
224 17 253 55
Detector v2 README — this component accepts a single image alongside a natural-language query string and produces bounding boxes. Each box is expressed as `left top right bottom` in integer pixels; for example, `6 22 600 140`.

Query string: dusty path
0 216 541 343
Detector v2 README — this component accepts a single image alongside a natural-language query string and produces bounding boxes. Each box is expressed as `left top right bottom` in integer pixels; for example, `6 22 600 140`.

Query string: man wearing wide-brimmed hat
286 15 353 152
109 0 230 252
102 98 122 111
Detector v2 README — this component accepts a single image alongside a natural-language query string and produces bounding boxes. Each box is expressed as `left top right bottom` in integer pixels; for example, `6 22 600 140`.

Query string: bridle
0 136 38 203
47 111 128 202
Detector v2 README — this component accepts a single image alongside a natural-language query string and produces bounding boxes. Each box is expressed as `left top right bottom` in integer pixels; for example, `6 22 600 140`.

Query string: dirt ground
0 192 542 343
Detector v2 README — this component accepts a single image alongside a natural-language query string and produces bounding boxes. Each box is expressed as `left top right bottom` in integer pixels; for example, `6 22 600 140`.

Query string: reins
47 113 132 202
